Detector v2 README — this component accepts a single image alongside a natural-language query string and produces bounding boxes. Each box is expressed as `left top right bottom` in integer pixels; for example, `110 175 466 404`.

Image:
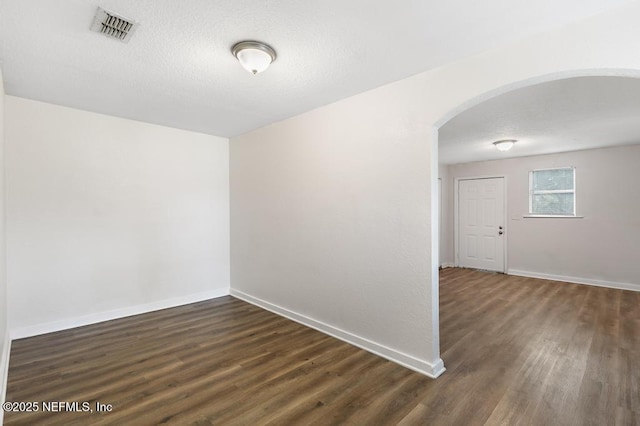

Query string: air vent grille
90 7 138 43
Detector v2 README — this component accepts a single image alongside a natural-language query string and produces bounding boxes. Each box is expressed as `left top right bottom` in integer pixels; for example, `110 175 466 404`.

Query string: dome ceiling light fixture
493 139 517 151
231 41 277 75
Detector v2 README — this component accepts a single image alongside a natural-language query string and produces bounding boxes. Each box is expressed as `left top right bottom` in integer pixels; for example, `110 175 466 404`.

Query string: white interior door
458 178 505 272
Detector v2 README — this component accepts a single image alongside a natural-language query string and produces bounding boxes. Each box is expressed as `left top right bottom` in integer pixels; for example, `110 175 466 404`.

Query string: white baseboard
440 262 455 269
230 289 445 379
507 269 640 292
10 287 230 340
0 330 11 425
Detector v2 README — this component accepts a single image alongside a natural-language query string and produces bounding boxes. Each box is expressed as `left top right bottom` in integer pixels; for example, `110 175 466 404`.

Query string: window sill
522 215 584 219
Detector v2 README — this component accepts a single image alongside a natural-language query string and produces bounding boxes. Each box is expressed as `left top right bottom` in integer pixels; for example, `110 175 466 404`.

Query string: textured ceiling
0 0 635 137
439 76 640 164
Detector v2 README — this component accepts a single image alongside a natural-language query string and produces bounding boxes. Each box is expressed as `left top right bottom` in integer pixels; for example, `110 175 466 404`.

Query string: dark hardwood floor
5 268 639 425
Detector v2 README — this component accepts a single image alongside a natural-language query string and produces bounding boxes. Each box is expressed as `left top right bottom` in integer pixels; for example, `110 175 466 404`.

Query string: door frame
438 177 442 267
454 175 508 272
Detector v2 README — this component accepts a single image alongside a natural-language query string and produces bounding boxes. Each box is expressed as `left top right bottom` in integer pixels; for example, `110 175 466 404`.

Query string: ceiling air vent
90 7 138 43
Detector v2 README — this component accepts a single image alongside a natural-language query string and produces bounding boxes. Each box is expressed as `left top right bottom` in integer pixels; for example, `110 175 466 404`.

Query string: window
529 167 575 216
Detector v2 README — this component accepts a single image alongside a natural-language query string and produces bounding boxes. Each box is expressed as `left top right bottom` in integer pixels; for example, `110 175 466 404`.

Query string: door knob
499 231 503 235
499 226 503 230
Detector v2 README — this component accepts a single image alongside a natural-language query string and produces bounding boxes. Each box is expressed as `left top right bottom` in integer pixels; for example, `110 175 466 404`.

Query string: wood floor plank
5 268 640 425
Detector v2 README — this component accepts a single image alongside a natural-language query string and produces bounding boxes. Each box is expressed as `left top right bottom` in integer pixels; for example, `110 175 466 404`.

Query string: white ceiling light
493 139 516 151
231 41 277 75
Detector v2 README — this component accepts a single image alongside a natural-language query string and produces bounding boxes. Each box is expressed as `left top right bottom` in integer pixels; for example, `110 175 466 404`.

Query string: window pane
531 193 574 215
532 168 574 191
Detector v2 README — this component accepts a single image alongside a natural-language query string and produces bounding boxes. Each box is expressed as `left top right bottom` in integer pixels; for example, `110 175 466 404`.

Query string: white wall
0 68 9 410
5 97 230 337
230 2 640 377
446 145 640 290
231 84 440 375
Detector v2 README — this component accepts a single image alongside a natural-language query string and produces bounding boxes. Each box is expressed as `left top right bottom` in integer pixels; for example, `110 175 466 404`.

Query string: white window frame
528 167 576 217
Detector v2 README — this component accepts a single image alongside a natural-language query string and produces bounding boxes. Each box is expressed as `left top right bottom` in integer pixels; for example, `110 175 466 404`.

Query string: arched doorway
434 72 640 423
428 69 640 376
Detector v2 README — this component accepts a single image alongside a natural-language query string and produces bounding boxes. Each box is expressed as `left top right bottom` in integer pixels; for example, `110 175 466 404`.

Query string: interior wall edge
230 288 446 379
10 286 230 340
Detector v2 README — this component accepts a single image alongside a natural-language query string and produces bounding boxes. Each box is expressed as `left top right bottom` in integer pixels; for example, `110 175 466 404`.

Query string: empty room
0 1 639 425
